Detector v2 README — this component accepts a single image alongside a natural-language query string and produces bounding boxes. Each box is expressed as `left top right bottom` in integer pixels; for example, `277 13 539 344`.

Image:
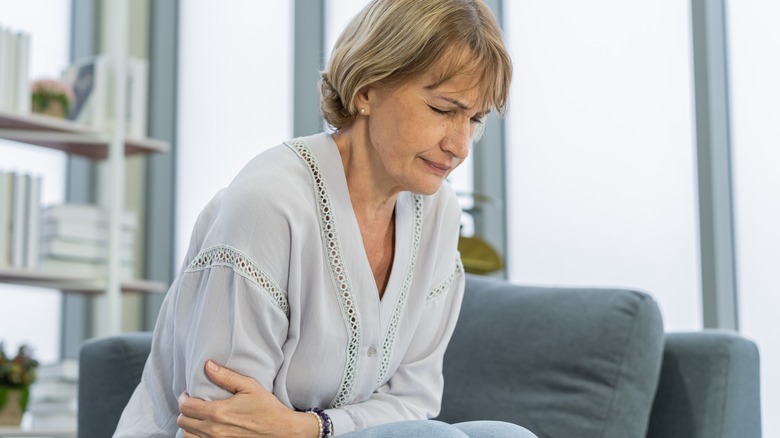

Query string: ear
354 84 374 115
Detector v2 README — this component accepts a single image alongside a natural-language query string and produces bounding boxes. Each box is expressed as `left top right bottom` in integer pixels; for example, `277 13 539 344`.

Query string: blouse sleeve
175 246 290 399
324 260 465 435
115 191 291 437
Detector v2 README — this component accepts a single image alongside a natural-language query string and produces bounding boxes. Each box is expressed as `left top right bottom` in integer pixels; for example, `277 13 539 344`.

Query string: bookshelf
0 110 169 296
0 107 168 313
0 109 167 158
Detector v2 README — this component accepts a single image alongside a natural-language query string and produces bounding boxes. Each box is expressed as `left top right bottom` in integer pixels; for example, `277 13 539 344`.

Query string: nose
442 117 471 160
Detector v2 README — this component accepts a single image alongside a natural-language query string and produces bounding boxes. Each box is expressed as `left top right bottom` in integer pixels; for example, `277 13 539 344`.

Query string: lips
421 158 452 177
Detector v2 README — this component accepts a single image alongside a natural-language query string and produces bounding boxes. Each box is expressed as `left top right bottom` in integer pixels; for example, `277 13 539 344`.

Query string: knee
454 420 538 438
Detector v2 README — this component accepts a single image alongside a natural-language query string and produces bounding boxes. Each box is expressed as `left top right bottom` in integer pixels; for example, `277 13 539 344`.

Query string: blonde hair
320 0 512 130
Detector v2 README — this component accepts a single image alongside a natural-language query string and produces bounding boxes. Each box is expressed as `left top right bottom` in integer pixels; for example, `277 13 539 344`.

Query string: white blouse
114 133 465 437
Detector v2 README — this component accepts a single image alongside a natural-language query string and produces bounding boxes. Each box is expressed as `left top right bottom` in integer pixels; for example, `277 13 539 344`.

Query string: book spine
0 27 14 111
11 172 28 268
14 31 31 114
0 169 11 266
25 174 42 268
0 27 7 110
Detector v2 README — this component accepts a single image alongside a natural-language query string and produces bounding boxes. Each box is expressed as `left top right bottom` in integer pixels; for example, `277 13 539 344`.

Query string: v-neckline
317 134 412 313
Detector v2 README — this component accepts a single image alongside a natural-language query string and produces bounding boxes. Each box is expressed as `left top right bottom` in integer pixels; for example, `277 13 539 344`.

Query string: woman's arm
178 361 319 438
177 260 466 436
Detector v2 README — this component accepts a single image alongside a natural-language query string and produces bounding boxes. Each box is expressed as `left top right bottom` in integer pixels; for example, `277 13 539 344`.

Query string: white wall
0 0 71 364
504 1 701 332
176 1 294 265
728 1 780 435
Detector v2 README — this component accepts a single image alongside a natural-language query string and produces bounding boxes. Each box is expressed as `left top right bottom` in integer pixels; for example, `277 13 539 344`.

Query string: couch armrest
646 331 762 438
78 332 153 438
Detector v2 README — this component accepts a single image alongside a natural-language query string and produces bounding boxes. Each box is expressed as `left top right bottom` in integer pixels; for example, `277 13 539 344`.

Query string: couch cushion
438 275 664 438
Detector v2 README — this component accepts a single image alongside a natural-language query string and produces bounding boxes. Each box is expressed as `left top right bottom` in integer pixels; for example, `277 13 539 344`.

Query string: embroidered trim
426 253 464 303
287 139 361 409
186 244 289 316
376 194 424 386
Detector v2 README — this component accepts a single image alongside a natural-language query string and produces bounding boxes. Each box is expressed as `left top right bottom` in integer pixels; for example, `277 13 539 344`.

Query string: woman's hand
178 360 319 438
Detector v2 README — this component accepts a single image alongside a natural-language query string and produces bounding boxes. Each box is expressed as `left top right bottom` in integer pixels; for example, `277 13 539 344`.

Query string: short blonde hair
320 0 512 130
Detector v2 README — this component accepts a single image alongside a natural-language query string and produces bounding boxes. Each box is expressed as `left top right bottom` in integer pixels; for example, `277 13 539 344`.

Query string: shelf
0 267 166 294
0 427 75 438
0 109 168 158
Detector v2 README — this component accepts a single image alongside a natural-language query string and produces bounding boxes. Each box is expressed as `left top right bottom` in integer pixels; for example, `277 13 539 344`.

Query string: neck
332 126 399 223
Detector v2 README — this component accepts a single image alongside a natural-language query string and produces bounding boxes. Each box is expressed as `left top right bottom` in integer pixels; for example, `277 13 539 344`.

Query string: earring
360 108 366 114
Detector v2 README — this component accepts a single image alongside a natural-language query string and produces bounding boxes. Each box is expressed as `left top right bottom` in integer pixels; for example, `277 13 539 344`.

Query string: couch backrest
438 275 665 438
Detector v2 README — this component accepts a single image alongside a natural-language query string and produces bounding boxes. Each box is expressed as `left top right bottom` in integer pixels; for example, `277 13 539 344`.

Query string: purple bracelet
305 407 333 438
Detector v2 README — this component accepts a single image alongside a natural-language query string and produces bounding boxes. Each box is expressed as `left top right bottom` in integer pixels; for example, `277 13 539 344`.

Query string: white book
1 27 16 111
25 174 42 268
40 257 134 279
35 359 79 382
28 398 78 415
30 380 78 403
30 412 77 431
11 172 28 267
0 27 7 110
42 220 135 244
14 31 30 114
43 203 138 228
41 237 134 263
0 169 12 266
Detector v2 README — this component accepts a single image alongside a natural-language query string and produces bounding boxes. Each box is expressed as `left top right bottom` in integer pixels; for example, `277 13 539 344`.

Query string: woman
115 0 535 437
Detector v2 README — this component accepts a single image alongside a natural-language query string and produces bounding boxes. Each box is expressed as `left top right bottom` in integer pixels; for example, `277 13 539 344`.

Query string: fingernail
207 360 220 372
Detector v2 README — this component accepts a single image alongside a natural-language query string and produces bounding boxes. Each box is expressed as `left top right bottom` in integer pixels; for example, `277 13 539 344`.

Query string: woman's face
361 57 487 196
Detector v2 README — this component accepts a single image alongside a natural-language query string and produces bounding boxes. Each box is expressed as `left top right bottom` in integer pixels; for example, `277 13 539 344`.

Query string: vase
0 387 28 426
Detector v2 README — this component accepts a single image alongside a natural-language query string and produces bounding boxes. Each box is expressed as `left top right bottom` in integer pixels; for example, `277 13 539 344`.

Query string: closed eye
429 105 453 116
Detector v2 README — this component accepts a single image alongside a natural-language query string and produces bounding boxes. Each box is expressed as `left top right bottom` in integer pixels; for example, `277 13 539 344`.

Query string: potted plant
30 78 74 119
0 343 38 426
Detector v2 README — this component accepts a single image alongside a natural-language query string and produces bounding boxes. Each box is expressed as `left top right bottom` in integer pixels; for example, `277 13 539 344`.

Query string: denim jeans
340 420 538 437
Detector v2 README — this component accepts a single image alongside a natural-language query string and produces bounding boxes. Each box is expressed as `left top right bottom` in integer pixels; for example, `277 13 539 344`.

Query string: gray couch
78 275 762 437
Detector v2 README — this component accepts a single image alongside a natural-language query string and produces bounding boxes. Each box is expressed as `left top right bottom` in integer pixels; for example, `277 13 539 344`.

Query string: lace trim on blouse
186 244 290 316
376 194 424 386
287 138 362 409
425 253 464 304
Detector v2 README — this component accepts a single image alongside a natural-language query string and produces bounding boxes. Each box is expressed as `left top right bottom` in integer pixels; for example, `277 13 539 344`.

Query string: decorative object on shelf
456 191 504 275
458 235 503 275
0 343 39 426
30 79 74 119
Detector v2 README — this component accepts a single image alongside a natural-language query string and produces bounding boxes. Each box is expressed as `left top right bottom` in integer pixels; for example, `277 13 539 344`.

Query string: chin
410 180 445 196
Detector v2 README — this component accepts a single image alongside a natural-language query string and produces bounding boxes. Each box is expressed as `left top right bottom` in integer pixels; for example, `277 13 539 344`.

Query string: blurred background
0 0 777 435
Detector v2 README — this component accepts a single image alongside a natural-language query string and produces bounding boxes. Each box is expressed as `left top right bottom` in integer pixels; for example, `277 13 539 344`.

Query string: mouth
421 158 452 177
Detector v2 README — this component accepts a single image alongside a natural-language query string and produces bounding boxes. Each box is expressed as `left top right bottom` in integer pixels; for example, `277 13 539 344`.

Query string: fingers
178 392 211 421
204 360 256 394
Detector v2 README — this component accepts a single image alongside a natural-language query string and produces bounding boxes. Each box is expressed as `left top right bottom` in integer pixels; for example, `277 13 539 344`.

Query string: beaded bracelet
306 410 323 437
305 407 334 438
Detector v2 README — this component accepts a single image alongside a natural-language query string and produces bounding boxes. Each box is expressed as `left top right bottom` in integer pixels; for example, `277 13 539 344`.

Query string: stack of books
40 204 137 279
0 169 43 269
28 359 79 431
0 24 31 114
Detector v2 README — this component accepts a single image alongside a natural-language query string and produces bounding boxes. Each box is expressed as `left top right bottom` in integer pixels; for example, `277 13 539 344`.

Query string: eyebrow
433 95 491 118
440 96 472 111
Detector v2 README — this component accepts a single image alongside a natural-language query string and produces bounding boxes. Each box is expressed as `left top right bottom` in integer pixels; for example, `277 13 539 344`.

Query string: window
728 1 780 434
504 1 700 331
176 1 294 264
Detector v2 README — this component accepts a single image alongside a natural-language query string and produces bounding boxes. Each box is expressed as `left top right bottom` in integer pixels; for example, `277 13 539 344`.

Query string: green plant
30 78 74 116
0 344 38 412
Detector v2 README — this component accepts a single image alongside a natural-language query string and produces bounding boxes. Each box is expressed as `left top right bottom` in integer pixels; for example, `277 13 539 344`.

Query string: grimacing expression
360 57 488 196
